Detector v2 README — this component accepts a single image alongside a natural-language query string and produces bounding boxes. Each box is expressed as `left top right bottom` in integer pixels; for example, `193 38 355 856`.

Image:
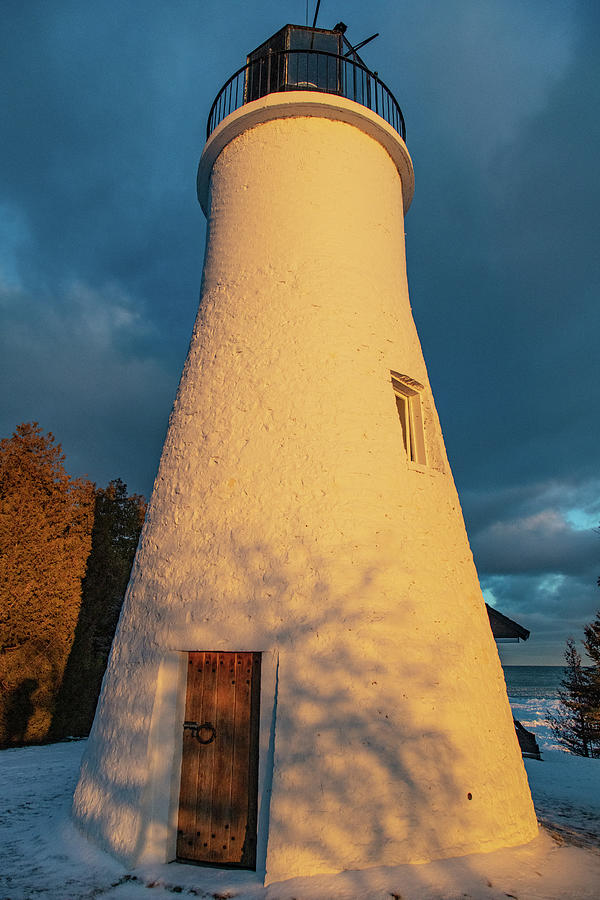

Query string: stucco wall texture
73 97 538 883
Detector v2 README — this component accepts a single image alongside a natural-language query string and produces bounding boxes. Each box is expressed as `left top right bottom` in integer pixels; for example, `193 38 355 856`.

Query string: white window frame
391 372 427 467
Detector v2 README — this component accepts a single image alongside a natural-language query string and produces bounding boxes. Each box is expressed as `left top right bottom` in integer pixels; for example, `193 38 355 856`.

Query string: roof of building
486 603 530 641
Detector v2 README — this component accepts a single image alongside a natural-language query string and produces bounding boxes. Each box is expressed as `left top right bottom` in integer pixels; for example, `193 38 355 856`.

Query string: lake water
501 665 565 750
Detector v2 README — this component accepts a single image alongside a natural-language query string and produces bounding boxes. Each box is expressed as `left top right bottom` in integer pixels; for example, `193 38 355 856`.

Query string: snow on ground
1 740 599 900
524 751 600 849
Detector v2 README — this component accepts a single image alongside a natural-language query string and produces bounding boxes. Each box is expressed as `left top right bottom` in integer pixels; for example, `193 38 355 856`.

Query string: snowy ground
1 741 599 900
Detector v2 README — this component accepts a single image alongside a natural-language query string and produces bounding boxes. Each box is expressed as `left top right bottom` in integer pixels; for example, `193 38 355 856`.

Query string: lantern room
245 24 345 101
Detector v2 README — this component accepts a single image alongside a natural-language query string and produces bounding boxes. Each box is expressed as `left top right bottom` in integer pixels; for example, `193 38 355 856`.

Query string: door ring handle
183 720 216 744
197 722 216 744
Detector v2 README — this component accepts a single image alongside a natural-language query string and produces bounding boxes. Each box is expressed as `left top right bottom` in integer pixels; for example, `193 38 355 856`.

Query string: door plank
176 651 206 859
195 650 218 859
207 652 236 862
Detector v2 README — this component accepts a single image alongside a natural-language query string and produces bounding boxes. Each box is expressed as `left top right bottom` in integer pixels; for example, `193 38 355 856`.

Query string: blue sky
1 1 598 663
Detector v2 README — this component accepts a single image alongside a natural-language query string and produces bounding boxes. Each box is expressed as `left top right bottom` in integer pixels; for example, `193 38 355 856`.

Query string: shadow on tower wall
73 533 533 881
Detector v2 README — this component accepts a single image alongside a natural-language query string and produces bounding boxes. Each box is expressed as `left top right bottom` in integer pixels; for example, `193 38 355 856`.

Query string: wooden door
176 651 261 868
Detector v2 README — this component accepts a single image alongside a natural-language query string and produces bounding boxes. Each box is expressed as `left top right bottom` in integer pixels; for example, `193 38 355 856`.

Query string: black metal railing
207 49 406 141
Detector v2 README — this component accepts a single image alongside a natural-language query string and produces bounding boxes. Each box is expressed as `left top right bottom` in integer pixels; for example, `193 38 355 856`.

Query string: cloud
404 1 600 497
472 508 597 576
0 277 179 494
465 474 599 661
483 570 598 663
460 476 599 582
463 480 600 532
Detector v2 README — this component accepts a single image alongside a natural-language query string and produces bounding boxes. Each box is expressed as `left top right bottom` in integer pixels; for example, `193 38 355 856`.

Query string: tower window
391 372 427 466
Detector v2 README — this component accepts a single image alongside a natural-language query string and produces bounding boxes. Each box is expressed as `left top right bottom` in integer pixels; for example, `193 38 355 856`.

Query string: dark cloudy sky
2 1 598 663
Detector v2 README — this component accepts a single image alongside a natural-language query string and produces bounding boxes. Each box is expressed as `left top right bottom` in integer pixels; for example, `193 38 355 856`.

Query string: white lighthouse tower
73 23 538 884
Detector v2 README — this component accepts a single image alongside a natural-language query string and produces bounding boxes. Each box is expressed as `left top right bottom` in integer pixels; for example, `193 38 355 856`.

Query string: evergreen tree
583 610 600 739
547 636 600 757
597 521 599 589
0 423 94 745
50 479 146 737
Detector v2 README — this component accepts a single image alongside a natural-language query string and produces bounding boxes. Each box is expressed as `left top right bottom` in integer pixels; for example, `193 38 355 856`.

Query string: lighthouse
73 23 538 884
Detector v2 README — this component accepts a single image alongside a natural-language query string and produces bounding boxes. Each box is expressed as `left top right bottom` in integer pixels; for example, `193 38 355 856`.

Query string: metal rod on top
344 33 379 57
312 0 321 29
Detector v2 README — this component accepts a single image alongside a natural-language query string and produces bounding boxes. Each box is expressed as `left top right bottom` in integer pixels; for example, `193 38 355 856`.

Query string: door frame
141 647 279 877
